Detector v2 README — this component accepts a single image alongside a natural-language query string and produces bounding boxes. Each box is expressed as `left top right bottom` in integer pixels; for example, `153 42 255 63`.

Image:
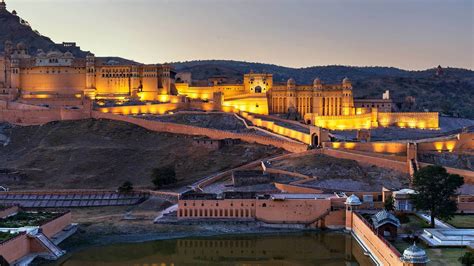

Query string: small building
393 188 416 212
371 210 400 240
232 170 272 187
192 137 241 150
401 243 429 265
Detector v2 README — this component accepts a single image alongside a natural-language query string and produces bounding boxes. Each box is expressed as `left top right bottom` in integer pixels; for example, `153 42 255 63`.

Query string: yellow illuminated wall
176 83 245 100
223 94 269 115
19 67 86 94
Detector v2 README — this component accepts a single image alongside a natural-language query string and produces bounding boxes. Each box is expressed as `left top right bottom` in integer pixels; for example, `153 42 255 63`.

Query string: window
262 203 267 207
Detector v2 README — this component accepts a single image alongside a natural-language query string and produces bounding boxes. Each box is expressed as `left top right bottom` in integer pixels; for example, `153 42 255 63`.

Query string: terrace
0 211 58 228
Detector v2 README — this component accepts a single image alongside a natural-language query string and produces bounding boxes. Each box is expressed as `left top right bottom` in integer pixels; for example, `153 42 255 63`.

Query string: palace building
0 41 174 103
0 0 438 130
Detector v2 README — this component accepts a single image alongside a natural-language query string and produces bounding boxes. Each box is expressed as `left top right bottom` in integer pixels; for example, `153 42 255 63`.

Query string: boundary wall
350 212 403 266
92 111 307 153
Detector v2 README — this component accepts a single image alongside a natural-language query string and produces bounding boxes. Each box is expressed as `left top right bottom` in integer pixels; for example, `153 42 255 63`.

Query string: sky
6 0 474 70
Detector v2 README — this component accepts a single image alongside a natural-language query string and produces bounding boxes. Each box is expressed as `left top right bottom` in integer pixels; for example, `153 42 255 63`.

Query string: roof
270 193 334 200
371 210 400 228
401 243 429 263
345 194 362 205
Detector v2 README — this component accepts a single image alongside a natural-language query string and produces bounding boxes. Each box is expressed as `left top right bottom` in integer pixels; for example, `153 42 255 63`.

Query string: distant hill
172 60 474 118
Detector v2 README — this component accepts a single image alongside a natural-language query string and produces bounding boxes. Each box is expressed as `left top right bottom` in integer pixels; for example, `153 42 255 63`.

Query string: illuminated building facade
0 42 174 102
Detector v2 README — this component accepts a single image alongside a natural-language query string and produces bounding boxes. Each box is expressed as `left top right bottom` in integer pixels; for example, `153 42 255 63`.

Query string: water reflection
59 232 374 266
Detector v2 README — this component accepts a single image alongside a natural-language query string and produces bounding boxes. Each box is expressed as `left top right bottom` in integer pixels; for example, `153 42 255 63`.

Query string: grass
0 211 58 228
0 231 17 242
392 238 467 266
444 215 474 228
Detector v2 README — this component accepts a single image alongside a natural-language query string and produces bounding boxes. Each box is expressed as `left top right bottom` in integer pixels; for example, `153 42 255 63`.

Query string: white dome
342 77 351 84
47 51 62 57
313 78 322 86
345 194 361 205
287 78 296 86
401 243 429 263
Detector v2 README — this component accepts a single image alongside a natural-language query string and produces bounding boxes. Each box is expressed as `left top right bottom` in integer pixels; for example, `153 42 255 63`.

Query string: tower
341 77 354 115
286 78 297 114
159 65 172 95
84 53 96 99
10 57 20 89
312 78 323 115
0 1 6 11
344 194 361 231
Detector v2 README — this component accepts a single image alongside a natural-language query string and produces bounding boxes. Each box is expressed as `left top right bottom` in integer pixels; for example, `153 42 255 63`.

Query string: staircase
32 232 65 259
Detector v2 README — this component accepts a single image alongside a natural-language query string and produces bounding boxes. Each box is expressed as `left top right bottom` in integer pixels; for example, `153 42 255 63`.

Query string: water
57 232 375 266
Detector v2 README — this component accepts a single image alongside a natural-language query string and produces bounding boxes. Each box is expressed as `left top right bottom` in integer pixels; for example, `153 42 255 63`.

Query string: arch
306 119 312 125
254 86 262 93
311 133 319 147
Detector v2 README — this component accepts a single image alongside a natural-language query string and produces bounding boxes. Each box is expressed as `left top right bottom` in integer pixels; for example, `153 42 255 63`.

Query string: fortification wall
241 112 311 144
273 183 323 194
322 148 408 173
378 112 439 129
40 212 72 238
92 111 307 153
417 132 474 153
351 212 403 266
0 206 19 219
324 141 407 155
0 233 30 264
418 162 474 184
308 113 372 130
223 94 269 115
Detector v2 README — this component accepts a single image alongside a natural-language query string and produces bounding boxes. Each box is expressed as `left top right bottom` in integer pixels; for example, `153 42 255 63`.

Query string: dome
342 77 351 84
401 243 429 263
36 49 45 57
64 51 73 58
47 50 62 57
345 194 361 206
371 210 400 228
16 42 26 50
313 78 322 86
287 78 296 86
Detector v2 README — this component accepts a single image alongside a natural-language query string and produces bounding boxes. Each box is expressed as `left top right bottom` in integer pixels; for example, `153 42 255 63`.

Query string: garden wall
350 212 403 266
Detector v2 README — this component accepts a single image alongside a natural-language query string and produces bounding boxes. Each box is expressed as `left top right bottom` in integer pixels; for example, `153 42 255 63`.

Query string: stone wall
0 233 30 264
40 212 72 238
324 141 407 155
322 148 409 173
0 205 18 219
92 111 307 153
350 212 403 266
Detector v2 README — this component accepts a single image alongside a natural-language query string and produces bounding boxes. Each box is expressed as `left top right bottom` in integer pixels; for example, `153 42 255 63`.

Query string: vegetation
444 215 474 228
0 231 16 242
0 211 57 228
152 165 177 189
384 195 395 212
459 252 474 266
411 165 464 227
118 181 134 193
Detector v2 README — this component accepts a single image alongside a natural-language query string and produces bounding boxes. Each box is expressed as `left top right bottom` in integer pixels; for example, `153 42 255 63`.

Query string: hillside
172 60 474 118
0 120 283 190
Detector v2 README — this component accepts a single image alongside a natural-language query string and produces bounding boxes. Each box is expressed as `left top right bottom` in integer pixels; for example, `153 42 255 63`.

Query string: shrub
118 181 133 193
151 165 177 189
459 252 474 266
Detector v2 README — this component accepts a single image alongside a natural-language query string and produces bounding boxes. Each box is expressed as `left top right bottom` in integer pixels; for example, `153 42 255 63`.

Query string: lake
55 232 375 266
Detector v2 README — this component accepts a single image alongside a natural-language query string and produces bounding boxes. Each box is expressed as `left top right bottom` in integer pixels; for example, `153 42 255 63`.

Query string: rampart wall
350 212 403 266
322 148 409 173
0 233 30 264
0 206 19 219
40 212 72 238
92 111 307 153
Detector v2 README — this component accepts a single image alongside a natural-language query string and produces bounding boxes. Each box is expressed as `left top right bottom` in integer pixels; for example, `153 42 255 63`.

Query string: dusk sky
7 0 474 70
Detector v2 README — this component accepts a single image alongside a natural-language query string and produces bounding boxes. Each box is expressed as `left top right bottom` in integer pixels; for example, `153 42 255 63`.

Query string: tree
118 181 133 193
411 165 464 228
459 252 474 266
384 195 395 212
152 165 177 189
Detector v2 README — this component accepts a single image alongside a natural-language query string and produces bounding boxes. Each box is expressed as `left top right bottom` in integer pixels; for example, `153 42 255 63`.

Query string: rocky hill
0 119 283 190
